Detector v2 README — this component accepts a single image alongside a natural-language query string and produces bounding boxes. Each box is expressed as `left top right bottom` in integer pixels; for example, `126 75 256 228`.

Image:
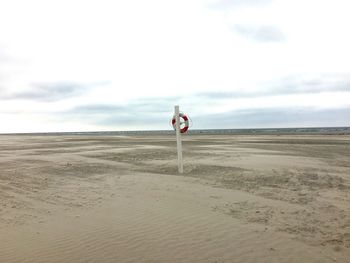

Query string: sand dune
0 134 349 262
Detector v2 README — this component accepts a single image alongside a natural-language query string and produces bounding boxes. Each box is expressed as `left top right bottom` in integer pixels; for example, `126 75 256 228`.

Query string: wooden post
175 105 183 173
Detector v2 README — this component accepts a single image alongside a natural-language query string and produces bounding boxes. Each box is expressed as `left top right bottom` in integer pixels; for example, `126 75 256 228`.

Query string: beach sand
0 134 349 262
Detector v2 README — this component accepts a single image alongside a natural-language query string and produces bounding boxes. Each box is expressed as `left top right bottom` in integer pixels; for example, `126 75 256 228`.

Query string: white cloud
0 0 350 132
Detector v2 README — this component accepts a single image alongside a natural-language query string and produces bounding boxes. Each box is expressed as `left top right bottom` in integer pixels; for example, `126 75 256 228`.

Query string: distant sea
2 127 350 136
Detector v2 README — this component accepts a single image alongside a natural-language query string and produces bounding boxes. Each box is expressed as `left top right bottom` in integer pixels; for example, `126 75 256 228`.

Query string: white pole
175 105 183 173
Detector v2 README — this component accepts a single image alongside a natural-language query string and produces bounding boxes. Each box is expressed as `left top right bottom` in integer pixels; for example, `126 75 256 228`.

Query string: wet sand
0 134 350 262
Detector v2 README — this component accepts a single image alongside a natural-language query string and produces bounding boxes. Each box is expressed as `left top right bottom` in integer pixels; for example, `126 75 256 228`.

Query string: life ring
172 113 189 133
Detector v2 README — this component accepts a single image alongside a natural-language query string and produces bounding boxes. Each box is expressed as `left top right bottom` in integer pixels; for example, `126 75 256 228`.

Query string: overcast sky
1 0 350 132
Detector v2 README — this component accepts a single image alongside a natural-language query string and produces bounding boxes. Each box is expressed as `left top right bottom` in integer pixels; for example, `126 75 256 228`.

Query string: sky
1 0 350 133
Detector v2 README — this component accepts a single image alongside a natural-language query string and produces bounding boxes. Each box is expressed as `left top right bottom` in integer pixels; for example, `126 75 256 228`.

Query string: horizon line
1 126 350 135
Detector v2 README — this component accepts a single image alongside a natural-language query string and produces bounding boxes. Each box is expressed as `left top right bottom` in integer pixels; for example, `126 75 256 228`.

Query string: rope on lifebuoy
172 113 189 133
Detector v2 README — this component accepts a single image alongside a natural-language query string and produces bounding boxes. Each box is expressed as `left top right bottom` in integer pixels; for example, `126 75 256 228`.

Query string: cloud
70 104 125 114
271 74 350 94
194 74 350 99
62 102 350 129
70 97 177 115
63 98 177 128
1 81 109 102
129 97 181 113
68 104 142 126
0 51 14 86
0 53 12 63
59 73 350 129
67 98 171 115
0 50 28 66
233 24 285 42
7 82 86 102
195 107 350 128
210 0 272 9
0 48 13 63
0 51 91 102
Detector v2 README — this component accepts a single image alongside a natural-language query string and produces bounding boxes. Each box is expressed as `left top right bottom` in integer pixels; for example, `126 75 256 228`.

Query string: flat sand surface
0 134 350 262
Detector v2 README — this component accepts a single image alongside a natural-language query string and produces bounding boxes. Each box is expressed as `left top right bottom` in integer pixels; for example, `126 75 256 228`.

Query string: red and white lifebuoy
172 113 189 133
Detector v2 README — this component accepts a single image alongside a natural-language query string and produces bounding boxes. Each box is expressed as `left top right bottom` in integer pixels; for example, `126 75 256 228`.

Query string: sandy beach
0 134 349 262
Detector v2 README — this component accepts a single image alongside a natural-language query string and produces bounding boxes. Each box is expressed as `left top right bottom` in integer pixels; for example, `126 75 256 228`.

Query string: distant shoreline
1 127 350 136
